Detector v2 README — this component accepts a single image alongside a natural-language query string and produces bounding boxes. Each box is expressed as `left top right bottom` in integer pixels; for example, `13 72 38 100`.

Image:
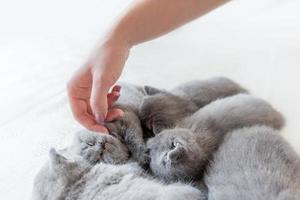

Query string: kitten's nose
98 139 106 149
145 148 150 155
168 147 184 162
168 153 181 162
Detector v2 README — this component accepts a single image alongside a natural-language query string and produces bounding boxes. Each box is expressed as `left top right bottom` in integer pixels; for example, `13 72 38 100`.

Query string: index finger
69 97 108 133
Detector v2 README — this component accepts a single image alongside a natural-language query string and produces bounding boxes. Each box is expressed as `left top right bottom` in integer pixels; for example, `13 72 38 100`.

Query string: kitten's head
139 92 198 135
73 130 129 165
103 84 162 140
147 128 208 182
105 109 143 139
106 84 169 137
32 149 90 200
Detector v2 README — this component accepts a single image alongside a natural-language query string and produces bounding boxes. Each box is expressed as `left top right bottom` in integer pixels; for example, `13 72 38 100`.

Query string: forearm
107 0 230 47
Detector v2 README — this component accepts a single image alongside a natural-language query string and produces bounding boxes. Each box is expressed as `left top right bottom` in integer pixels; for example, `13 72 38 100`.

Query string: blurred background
0 0 299 199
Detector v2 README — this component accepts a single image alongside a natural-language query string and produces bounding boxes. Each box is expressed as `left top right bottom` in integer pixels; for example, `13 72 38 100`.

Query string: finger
105 108 124 122
68 96 108 133
112 85 121 93
107 91 119 104
80 114 109 133
90 124 109 133
90 76 111 124
107 91 120 107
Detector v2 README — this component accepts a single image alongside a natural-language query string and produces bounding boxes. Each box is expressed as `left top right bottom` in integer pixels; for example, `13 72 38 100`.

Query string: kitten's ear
144 86 163 95
49 148 70 174
146 138 156 150
72 131 82 146
49 148 88 182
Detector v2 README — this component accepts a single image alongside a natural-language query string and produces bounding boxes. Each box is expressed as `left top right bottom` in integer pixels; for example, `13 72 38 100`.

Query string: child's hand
67 39 129 133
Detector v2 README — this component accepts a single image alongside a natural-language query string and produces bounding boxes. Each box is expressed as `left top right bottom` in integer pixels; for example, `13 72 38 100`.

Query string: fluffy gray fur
140 77 248 135
147 94 285 182
70 130 130 165
104 83 153 166
32 132 205 200
171 77 248 107
204 126 300 200
33 78 298 200
106 78 245 165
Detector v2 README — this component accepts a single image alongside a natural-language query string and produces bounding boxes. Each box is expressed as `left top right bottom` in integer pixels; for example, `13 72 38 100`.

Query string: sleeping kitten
70 130 130 165
32 136 206 200
140 77 248 135
147 94 284 182
204 126 300 200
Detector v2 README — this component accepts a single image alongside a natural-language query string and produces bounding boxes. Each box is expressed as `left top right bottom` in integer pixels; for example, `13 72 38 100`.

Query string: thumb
90 74 111 124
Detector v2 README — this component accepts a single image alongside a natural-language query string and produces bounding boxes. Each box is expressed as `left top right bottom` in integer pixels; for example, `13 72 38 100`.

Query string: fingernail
114 93 120 100
114 85 121 92
95 114 104 124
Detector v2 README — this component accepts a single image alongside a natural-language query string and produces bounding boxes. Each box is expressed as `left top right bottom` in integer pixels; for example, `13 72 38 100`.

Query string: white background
0 0 299 199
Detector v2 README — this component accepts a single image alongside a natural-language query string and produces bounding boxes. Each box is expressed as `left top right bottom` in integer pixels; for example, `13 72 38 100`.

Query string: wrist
89 30 130 87
102 25 133 51
91 30 131 66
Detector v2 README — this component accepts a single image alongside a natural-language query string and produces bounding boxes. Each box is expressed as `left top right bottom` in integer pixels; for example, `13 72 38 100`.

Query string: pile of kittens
33 77 300 200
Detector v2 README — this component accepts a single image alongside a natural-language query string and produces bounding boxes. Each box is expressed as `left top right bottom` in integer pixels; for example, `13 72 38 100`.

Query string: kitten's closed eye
170 141 176 149
86 141 95 146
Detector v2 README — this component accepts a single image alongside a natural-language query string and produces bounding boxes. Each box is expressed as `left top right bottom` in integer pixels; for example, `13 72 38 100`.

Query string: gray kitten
140 77 248 134
32 132 206 200
147 94 284 182
204 126 300 200
105 78 245 165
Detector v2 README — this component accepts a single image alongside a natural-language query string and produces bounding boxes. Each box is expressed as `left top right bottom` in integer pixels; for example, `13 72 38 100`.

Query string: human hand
67 39 130 133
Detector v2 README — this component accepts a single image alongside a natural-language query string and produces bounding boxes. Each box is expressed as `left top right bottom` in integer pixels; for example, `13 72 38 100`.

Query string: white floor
0 0 299 199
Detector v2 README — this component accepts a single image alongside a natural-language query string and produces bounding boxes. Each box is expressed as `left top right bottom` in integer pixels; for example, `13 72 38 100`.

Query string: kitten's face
147 129 207 182
73 131 129 165
139 93 198 135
